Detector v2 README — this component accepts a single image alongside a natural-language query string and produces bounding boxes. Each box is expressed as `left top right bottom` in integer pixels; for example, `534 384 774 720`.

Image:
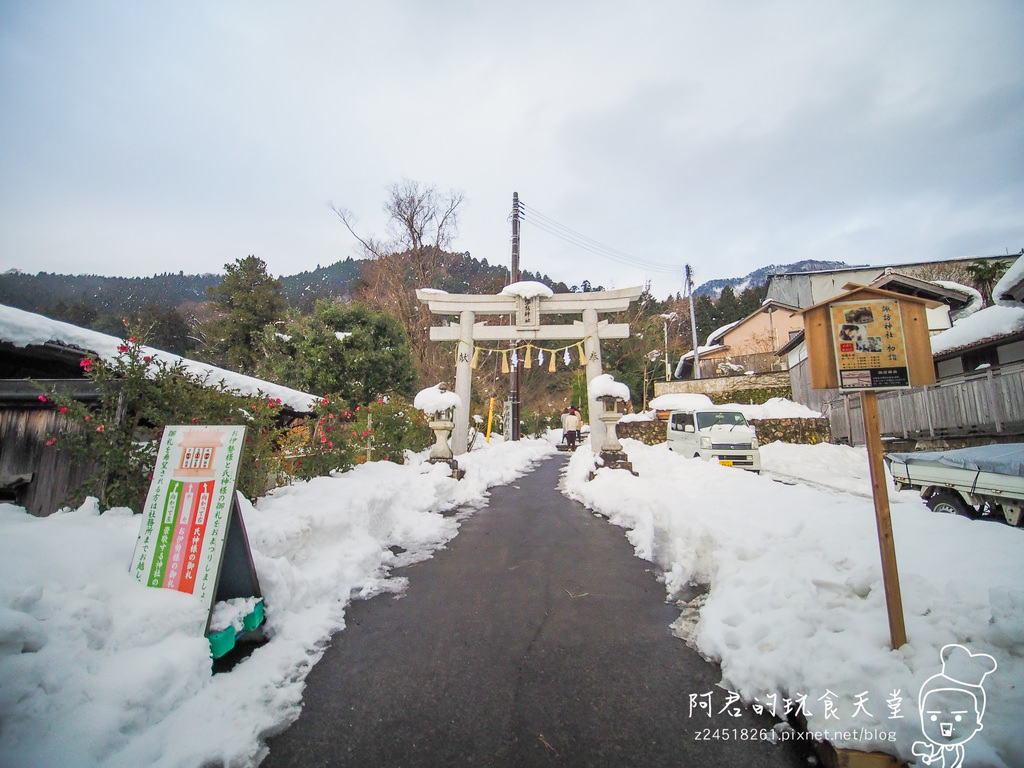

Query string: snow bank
413 384 461 413
0 438 554 768
499 280 554 299
588 373 630 401
563 441 1024 767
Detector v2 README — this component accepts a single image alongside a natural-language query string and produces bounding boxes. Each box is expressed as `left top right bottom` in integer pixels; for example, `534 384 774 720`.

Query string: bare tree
330 180 465 384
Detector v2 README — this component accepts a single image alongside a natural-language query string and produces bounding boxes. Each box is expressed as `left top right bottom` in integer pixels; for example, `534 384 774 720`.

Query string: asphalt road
261 454 810 768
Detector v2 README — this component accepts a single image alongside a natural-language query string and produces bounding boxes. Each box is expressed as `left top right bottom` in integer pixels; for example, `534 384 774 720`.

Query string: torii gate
416 285 644 454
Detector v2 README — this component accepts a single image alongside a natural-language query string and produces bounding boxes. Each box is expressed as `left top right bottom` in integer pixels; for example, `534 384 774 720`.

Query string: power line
517 201 686 275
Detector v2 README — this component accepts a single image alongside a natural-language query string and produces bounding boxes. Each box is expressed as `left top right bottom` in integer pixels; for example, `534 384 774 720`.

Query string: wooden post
861 390 907 649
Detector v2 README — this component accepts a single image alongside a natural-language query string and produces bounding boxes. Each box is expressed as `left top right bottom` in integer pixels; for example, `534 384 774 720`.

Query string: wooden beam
429 320 630 342
416 286 644 316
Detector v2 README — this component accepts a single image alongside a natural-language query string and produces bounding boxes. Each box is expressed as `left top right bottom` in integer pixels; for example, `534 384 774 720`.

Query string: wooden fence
805 361 1024 446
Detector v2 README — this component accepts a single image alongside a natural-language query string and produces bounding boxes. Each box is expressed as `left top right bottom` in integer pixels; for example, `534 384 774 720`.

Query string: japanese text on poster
129 425 246 612
830 299 910 390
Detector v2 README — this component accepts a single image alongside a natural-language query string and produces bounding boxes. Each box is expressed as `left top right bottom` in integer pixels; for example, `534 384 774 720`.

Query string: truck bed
886 443 1024 502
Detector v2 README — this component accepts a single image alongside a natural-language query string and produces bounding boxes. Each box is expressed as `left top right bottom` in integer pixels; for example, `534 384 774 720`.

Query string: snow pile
0 438 554 768
413 384 461 413
0 304 319 412
499 280 554 299
648 393 714 411
563 441 1024 767
588 373 630 401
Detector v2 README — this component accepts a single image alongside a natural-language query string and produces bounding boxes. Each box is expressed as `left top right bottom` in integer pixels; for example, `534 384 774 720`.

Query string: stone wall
748 417 832 445
615 419 666 446
616 416 831 446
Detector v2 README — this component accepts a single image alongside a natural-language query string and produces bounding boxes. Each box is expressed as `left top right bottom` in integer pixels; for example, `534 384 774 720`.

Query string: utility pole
510 192 521 440
686 264 701 379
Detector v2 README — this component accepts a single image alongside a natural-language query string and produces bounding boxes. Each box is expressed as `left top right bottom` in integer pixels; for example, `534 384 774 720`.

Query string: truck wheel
926 490 976 518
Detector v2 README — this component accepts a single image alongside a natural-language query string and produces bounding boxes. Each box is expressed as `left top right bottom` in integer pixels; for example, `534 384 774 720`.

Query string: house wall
719 308 803 357
0 408 96 516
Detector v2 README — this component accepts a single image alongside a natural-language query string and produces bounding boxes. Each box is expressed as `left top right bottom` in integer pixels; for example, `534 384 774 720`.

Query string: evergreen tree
965 259 1009 306
257 300 416 404
204 256 284 374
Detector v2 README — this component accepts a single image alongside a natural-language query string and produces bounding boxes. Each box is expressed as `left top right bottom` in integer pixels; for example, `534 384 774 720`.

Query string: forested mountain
0 270 220 316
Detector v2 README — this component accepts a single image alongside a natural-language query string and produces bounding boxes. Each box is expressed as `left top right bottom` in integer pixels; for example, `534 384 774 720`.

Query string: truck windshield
696 411 748 430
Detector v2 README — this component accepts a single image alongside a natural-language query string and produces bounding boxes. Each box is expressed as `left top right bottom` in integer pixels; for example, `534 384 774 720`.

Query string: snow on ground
0 438 554 768
4 429 1023 768
563 440 1024 767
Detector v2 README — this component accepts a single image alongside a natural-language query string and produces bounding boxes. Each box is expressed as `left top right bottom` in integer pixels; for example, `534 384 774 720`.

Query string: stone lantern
414 382 465 480
588 374 636 476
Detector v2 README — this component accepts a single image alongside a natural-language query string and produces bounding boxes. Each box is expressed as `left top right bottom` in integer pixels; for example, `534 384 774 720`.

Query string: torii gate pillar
453 309 475 454
582 307 606 449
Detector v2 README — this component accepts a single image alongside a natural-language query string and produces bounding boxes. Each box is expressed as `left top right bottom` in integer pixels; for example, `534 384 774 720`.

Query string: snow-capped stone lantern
414 382 465 480
588 373 636 476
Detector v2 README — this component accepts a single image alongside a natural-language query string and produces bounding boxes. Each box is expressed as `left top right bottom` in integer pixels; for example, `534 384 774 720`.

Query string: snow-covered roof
499 281 554 299
588 373 630 401
706 320 740 346
930 304 1024 356
932 280 983 321
993 252 1024 304
0 304 321 412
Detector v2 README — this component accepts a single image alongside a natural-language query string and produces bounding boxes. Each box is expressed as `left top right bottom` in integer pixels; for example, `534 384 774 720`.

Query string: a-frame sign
129 425 262 636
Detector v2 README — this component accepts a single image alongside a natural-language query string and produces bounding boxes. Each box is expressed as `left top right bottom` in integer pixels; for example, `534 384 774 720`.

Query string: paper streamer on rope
510 349 519 368
563 348 571 366
470 348 480 369
549 352 556 372
524 344 532 369
501 350 509 374
576 342 586 367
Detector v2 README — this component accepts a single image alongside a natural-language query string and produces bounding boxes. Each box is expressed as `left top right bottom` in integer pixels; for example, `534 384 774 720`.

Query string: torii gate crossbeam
417 286 643 453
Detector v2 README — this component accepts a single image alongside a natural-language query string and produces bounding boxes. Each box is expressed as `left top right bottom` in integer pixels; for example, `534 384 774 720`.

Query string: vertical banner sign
130 426 250 616
830 299 911 390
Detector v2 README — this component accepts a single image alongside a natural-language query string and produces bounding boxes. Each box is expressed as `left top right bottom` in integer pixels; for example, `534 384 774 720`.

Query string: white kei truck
885 443 1024 526
665 405 762 472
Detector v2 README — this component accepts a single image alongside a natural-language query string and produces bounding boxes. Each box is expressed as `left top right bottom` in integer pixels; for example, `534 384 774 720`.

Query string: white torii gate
416 286 643 454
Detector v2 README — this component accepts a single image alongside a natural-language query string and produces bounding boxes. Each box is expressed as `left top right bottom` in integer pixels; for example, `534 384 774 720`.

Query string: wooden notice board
802 285 936 391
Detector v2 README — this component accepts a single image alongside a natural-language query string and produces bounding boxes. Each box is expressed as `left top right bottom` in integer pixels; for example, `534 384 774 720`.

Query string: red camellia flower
84 415 90 421
96 425 105 432
320 437 327 443
60 407 67 413
117 345 129 353
37 395 47 402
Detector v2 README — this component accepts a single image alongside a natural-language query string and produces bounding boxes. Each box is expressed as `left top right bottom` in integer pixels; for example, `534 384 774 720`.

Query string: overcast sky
1 1 1022 299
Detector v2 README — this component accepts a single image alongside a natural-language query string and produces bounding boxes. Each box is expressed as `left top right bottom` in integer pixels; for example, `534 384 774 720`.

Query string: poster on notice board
830 299 911 390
